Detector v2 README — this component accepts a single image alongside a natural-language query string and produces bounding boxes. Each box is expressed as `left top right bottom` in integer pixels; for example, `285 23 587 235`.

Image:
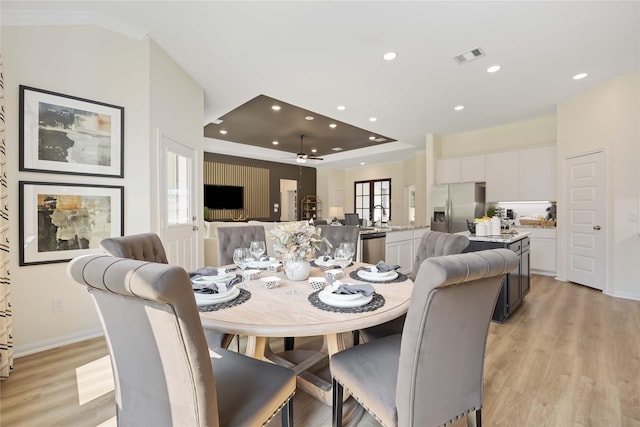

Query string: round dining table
199 261 413 411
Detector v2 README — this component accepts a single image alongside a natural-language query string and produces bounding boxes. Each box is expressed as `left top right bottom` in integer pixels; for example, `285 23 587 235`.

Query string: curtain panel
0 54 13 379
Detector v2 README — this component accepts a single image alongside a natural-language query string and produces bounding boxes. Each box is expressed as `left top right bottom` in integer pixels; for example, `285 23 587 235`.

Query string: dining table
198 260 413 417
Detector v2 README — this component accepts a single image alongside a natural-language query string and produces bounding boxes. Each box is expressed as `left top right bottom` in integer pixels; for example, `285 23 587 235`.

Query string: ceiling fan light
296 157 306 164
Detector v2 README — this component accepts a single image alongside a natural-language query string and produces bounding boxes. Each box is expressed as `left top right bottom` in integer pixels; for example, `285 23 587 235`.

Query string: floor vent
453 47 485 65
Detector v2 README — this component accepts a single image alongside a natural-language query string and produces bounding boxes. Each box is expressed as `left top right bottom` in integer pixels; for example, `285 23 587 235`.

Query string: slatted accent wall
204 161 270 220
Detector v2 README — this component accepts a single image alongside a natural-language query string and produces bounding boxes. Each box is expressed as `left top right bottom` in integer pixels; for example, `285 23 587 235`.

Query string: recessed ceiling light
332 147 343 152
271 105 281 111
360 162 365 165
383 52 397 61
369 117 377 122
305 115 314 120
329 123 337 128
369 136 376 140
311 149 317 153
337 105 346 111
573 73 588 80
487 65 501 73
454 105 465 111
272 140 279 145
219 129 228 134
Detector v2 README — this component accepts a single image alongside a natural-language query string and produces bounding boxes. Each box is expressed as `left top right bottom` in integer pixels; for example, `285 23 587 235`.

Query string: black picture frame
19 85 124 177
19 181 125 266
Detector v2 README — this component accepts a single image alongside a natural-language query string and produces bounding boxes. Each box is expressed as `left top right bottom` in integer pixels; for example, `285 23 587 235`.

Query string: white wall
3 25 203 355
148 39 205 264
556 72 640 300
438 116 557 158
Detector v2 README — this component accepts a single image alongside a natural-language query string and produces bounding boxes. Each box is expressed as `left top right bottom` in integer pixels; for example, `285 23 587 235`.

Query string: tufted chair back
67 254 295 427
315 225 360 259
100 233 168 264
410 230 470 281
331 249 519 427
216 225 266 265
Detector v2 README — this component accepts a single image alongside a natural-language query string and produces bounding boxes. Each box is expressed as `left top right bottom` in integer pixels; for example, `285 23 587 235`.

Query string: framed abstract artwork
19 85 124 177
19 181 124 266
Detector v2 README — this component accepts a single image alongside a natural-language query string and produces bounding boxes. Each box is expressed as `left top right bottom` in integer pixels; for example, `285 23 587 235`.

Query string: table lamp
329 207 344 225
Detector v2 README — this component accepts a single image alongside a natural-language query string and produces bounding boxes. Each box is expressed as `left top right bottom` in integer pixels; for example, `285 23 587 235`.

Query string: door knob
593 225 601 230
193 225 199 231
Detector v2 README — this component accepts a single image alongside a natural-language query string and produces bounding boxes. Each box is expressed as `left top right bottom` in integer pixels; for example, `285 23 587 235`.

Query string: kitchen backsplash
495 201 555 222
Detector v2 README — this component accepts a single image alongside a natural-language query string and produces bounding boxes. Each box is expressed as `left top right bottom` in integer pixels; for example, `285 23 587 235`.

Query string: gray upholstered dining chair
358 230 470 343
100 233 234 349
216 225 267 265
331 249 518 427
315 225 360 259
67 254 296 427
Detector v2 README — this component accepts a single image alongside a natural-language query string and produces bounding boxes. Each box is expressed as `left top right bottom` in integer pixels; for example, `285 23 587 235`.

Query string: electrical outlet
52 297 65 312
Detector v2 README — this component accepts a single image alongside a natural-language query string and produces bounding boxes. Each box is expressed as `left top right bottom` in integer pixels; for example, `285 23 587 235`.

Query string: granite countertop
456 230 531 243
360 225 430 234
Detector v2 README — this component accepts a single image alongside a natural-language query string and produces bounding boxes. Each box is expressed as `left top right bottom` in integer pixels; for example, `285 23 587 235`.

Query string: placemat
197 288 251 312
308 289 385 313
349 268 408 284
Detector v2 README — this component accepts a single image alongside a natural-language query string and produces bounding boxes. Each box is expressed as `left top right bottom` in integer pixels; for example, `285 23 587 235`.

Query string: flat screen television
204 185 244 209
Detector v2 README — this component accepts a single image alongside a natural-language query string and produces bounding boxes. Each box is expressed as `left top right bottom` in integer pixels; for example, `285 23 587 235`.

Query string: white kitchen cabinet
460 155 485 183
518 146 556 201
436 158 461 184
485 151 519 202
385 230 414 274
517 227 557 275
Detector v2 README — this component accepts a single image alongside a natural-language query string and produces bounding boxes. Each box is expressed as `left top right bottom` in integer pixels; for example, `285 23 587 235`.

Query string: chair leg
352 330 360 346
332 378 343 427
284 336 295 351
281 397 294 427
467 409 481 427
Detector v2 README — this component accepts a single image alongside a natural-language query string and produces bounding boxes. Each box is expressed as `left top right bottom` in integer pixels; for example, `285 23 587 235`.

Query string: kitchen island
457 231 531 322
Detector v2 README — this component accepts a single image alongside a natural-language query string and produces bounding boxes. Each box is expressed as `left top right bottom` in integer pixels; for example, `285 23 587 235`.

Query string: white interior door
566 151 605 290
159 132 198 271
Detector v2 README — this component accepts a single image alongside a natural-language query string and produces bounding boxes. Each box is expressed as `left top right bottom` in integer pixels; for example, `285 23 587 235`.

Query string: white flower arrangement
269 222 327 260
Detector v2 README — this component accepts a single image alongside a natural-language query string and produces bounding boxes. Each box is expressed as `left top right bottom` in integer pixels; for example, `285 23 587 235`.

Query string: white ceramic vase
284 258 311 281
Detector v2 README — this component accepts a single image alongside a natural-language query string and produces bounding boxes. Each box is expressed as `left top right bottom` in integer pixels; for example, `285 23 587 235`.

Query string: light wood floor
1 274 639 427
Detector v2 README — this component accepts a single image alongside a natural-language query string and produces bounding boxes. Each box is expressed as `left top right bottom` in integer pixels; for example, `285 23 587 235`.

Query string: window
354 179 391 224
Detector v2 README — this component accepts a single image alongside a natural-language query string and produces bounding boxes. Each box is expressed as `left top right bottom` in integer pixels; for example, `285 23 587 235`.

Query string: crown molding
1 9 149 41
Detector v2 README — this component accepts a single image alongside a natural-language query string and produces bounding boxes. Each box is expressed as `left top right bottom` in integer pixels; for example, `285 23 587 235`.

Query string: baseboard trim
14 328 105 358
604 289 640 301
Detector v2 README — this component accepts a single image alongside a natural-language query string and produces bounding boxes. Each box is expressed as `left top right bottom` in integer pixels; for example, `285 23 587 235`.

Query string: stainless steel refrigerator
431 183 486 233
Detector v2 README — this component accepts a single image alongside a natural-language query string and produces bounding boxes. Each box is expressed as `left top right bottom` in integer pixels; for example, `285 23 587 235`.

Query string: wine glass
250 240 266 262
338 242 355 260
334 247 352 270
233 248 252 288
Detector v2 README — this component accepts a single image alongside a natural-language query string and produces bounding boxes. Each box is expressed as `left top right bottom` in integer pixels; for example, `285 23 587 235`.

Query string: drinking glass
338 242 355 259
233 248 252 288
334 247 352 270
250 240 266 261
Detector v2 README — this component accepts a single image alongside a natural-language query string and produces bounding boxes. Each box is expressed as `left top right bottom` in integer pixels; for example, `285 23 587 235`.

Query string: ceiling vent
453 47 485 65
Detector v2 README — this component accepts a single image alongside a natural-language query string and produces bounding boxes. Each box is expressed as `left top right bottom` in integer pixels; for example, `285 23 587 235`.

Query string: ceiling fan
294 134 323 164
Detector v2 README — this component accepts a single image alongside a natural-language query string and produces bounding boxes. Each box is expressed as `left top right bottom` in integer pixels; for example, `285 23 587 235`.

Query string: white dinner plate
194 287 240 306
192 272 237 284
318 289 373 308
357 269 398 282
